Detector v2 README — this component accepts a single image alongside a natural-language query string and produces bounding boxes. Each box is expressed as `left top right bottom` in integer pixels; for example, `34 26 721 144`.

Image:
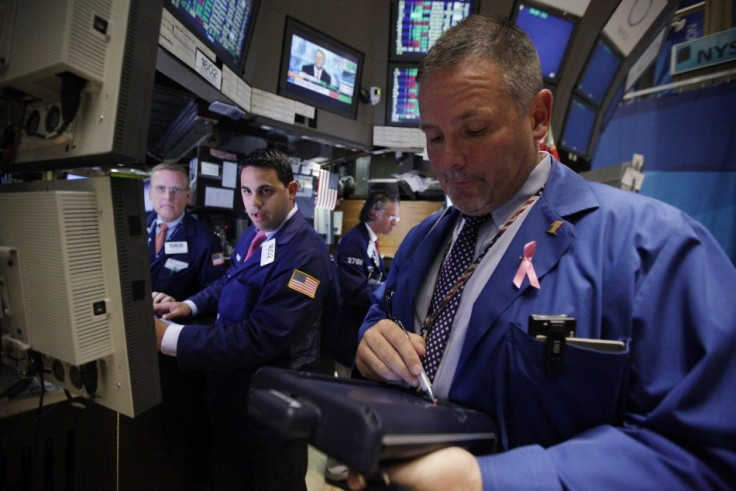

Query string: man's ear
288 180 299 199
529 89 553 141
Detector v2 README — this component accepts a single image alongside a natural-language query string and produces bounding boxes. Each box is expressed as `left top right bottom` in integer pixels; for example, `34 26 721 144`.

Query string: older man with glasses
146 161 227 489
147 162 226 304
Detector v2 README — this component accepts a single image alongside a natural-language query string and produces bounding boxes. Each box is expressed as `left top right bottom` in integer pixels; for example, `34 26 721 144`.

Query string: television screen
386 63 421 127
390 0 477 61
164 0 260 74
576 38 622 106
560 97 598 156
514 2 577 82
278 16 365 120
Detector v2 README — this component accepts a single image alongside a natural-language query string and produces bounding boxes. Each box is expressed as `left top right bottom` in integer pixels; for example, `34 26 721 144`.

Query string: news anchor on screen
302 49 332 84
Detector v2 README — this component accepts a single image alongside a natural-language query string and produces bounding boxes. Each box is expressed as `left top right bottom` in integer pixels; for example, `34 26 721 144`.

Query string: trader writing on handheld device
348 15 736 491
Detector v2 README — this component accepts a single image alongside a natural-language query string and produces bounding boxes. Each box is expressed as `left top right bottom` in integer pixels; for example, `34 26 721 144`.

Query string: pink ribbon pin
513 240 540 289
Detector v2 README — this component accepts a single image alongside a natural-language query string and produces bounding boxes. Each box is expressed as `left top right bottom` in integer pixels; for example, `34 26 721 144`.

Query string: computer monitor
386 63 421 127
389 0 477 61
0 176 161 418
576 37 623 106
514 1 578 83
0 0 163 169
278 16 365 120
560 96 598 158
162 0 260 76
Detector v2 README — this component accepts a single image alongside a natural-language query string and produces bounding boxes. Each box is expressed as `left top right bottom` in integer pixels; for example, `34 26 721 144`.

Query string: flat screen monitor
560 97 598 157
0 176 161 418
390 0 477 61
386 63 421 127
163 0 260 75
514 2 577 82
576 37 623 106
278 16 365 120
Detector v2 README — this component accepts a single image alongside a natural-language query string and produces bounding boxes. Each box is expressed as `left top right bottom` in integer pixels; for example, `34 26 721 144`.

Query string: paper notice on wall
222 161 238 188
200 161 220 177
204 186 234 208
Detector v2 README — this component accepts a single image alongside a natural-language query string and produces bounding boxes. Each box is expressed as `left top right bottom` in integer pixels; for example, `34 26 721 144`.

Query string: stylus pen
385 290 437 404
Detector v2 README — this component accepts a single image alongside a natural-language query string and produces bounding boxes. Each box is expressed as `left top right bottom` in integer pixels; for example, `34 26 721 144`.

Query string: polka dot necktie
244 230 267 262
423 214 489 381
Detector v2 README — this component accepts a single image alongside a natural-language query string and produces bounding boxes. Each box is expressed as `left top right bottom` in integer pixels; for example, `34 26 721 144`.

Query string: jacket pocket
502 325 630 448
216 279 259 325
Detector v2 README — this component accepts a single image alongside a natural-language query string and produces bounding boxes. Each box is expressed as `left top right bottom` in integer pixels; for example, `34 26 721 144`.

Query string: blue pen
385 289 437 404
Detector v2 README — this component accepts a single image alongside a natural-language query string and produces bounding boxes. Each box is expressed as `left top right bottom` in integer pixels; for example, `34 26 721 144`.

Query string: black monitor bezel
575 35 624 107
512 0 579 84
277 16 365 120
385 62 422 127
163 0 260 76
559 95 599 159
388 0 479 62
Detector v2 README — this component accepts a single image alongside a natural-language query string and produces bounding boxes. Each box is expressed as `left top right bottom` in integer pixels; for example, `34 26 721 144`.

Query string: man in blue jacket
302 49 332 85
146 161 226 489
154 149 334 490
147 162 225 303
351 16 736 490
329 191 399 374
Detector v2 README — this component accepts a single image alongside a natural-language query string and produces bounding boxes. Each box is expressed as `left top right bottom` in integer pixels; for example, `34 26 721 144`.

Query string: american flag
315 169 339 210
287 269 320 298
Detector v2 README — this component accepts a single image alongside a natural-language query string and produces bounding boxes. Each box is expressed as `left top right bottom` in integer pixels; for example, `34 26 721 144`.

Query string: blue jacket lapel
458 161 598 364
395 207 459 325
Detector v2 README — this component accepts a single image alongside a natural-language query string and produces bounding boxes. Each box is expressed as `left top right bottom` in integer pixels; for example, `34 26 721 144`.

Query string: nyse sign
671 27 736 75
196 49 223 90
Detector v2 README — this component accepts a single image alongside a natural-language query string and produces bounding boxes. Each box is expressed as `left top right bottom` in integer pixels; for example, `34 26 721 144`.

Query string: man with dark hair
154 148 335 490
329 192 400 374
350 15 736 490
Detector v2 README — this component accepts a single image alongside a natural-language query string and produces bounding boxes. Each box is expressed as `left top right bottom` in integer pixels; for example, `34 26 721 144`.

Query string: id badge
261 239 276 266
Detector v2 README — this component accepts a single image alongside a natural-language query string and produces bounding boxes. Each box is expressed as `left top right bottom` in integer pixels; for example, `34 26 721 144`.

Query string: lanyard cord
420 187 544 338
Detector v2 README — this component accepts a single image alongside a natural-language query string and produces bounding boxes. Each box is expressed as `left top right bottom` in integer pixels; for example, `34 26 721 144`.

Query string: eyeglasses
379 210 400 222
151 185 188 196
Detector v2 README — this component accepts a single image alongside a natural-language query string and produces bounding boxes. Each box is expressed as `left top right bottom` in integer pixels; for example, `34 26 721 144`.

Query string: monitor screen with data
390 0 477 61
386 63 421 127
164 0 260 74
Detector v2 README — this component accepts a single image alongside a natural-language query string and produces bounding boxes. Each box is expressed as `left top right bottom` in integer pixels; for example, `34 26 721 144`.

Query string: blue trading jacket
361 158 736 489
147 212 226 301
176 209 334 445
330 223 385 366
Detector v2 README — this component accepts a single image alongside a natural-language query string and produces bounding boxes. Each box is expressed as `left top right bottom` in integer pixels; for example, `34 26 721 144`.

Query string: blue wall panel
594 82 736 172
592 82 736 262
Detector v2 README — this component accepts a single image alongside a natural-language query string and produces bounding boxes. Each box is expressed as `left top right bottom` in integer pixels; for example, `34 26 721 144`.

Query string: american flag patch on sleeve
287 269 320 298
211 252 225 266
